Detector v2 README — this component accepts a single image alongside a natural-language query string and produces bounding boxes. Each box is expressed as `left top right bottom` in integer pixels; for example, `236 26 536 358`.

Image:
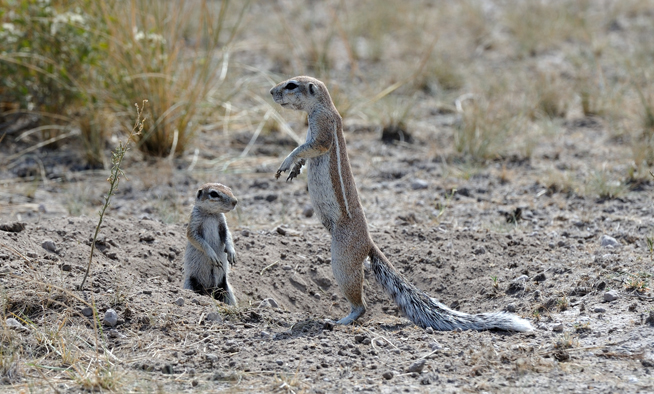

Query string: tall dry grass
91 0 247 157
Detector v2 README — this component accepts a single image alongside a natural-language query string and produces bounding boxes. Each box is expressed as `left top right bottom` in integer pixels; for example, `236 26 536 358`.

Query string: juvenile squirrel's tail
368 246 533 332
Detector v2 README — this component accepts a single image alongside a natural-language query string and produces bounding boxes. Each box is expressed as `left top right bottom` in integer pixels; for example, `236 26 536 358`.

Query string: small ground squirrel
270 76 532 331
183 183 238 306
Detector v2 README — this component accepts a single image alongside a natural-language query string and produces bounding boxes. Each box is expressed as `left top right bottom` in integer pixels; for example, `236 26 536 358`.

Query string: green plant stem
78 101 147 290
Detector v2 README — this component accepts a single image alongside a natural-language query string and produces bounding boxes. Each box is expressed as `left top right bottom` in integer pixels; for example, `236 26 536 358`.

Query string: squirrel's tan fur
270 76 532 331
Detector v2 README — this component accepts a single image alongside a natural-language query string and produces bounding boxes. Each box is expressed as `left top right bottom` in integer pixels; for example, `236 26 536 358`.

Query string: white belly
307 155 341 230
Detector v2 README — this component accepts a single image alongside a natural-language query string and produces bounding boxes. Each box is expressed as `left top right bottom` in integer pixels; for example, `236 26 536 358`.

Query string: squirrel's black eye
209 191 219 198
284 82 298 90
196 190 202 198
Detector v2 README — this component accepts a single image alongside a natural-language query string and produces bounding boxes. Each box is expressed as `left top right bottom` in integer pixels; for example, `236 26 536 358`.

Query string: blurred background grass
1 0 654 177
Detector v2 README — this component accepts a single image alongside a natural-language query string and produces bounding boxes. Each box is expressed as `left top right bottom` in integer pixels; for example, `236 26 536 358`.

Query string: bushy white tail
368 247 533 332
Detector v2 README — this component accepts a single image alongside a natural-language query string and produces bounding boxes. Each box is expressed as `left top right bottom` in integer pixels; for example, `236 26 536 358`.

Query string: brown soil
1 120 654 392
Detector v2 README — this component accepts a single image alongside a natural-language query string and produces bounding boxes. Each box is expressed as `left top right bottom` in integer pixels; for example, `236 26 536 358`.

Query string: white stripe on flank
333 122 351 218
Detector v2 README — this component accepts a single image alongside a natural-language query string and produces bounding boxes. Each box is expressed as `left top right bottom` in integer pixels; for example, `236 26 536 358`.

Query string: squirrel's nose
232 199 238 207
269 88 274 95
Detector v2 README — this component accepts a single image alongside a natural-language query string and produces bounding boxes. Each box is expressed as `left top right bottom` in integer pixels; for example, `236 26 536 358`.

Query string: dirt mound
2 208 654 391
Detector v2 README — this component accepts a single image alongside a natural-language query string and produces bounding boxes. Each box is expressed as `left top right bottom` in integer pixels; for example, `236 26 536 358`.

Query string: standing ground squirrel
183 183 238 306
270 76 532 331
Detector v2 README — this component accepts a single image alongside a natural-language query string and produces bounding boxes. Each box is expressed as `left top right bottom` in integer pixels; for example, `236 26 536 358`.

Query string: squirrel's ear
308 83 316 95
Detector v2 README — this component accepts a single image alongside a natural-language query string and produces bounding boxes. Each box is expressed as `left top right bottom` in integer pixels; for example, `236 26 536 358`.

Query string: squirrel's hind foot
333 305 366 325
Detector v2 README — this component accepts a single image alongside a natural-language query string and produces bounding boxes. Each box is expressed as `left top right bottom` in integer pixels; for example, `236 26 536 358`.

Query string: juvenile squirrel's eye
284 82 298 90
209 191 219 198
196 190 202 198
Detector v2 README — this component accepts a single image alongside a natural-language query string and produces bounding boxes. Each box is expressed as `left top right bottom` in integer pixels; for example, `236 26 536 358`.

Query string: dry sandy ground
1 117 654 393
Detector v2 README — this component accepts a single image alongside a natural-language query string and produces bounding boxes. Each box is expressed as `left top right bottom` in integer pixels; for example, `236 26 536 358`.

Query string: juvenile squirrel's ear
308 83 316 96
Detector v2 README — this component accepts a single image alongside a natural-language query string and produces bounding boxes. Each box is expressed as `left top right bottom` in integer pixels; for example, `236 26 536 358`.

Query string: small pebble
6 317 27 331
81 307 94 317
594 307 606 313
41 239 57 253
260 298 279 308
604 290 619 302
533 272 547 282
205 312 222 323
425 327 434 334
411 179 429 190
600 235 620 248
382 371 394 380
552 323 564 332
302 205 314 218
174 297 184 306
103 309 118 327
406 359 426 373
506 303 516 313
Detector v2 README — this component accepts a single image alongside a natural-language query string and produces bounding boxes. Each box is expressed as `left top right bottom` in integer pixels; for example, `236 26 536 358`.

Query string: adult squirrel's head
269 76 333 113
194 183 237 214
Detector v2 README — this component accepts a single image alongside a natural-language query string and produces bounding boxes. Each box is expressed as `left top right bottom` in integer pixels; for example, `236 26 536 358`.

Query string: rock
289 273 308 292
60 264 72 272
642 359 654 368
162 365 174 374
103 309 118 327
276 360 284 366
139 232 155 242
174 297 184 306
628 303 637 312
429 341 442 350
6 318 27 331
108 329 126 339
594 307 606 313
472 246 486 255
205 353 218 362
552 323 564 332
506 281 525 294
406 359 426 373
646 311 654 326
600 235 620 248
258 298 280 309
26 251 37 258
205 312 222 323
533 272 547 282
514 275 529 282
506 303 516 313
603 290 619 302
81 307 94 317
265 194 278 202
554 350 570 362
411 179 429 190
0 222 25 233
382 371 394 380
425 327 434 334
41 239 57 253
302 205 314 218
354 334 368 343
275 226 301 237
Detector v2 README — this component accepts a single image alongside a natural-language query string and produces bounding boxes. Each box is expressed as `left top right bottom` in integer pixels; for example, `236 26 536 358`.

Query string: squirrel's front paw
225 248 236 266
208 251 222 267
275 156 295 179
287 159 305 182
